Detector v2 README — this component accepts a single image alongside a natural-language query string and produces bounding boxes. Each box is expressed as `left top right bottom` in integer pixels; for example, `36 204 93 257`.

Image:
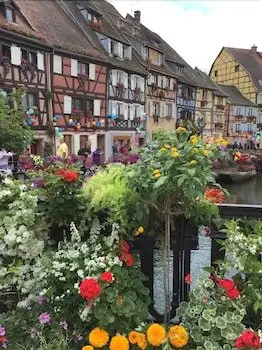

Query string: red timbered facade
52 52 107 154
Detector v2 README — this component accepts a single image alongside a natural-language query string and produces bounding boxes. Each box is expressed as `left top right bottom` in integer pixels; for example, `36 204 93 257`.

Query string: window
247 123 252 132
2 44 11 59
116 102 122 116
134 76 140 88
72 97 93 114
166 77 170 90
117 70 123 84
77 62 89 76
22 93 36 111
133 105 139 118
248 108 253 116
217 96 223 104
151 75 157 84
111 41 118 56
72 97 83 111
6 7 15 22
21 49 37 66
141 46 148 60
235 65 239 72
214 70 218 77
153 102 160 116
202 90 208 101
166 104 172 117
153 53 163 66
235 123 241 132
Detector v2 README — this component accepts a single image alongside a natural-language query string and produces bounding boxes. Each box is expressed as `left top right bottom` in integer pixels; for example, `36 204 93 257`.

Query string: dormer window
77 4 102 27
0 3 15 23
141 46 148 60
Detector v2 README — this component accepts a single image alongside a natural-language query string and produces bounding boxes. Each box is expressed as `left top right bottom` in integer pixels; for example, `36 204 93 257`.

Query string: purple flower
0 326 6 337
38 312 51 325
32 178 45 188
30 327 37 339
38 295 45 305
59 320 68 330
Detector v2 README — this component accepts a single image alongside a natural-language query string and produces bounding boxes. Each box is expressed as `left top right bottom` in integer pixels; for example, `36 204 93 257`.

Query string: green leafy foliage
0 89 34 154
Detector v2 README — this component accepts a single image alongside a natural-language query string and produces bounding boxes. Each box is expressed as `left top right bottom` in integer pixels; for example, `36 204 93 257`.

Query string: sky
108 0 262 73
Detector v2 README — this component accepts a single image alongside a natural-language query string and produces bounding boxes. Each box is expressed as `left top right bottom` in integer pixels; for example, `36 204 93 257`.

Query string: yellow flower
137 333 148 349
110 335 129 350
153 173 161 178
176 127 186 133
203 150 209 157
205 144 212 150
164 144 171 149
153 169 160 175
192 148 198 153
137 226 144 234
171 147 178 152
168 325 189 348
82 346 94 350
190 136 199 145
89 328 109 348
147 324 166 346
129 331 140 344
190 160 196 166
172 151 180 158
160 147 167 151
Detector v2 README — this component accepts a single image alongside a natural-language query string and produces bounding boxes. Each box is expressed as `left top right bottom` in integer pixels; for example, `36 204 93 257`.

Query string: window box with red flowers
89 20 103 31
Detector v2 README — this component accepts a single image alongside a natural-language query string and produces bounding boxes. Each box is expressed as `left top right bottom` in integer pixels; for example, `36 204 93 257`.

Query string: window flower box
89 21 103 31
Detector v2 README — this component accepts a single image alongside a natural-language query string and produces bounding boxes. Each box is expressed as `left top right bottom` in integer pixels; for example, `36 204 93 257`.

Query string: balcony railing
108 119 145 130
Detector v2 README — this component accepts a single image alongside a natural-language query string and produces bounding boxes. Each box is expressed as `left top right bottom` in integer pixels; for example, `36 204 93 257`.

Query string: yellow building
194 68 227 137
209 46 262 123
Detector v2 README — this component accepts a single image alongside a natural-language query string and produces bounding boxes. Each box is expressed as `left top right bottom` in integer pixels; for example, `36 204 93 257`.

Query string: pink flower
185 274 191 284
38 312 51 324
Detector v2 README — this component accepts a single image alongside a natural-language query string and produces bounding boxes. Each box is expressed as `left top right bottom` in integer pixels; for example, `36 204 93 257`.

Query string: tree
0 89 34 154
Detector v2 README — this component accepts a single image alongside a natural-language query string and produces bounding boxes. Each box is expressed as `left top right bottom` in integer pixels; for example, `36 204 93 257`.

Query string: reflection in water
225 174 262 205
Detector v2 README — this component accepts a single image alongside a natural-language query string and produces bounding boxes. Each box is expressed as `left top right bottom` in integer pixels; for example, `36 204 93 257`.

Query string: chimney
134 10 141 24
251 44 257 53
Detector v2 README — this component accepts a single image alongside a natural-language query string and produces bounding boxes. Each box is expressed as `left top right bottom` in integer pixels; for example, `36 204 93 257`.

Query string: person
56 136 68 159
112 140 119 155
78 140 91 157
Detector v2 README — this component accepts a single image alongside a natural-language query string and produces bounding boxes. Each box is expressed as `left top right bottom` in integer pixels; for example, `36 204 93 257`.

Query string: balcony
108 118 145 130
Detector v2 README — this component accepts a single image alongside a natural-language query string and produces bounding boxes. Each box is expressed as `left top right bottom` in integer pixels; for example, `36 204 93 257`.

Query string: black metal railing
136 204 262 322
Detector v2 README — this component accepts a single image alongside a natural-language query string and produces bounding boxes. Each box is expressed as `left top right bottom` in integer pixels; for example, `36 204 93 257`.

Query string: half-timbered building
60 0 148 159
0 0 52 155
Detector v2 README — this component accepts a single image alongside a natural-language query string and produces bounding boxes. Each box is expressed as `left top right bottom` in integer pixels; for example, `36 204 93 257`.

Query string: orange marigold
89 327 109 348
82 346 94 350
109 335 129 350
137 333 148 349
168 325 189 348
147 323 166 346
129 331 140 344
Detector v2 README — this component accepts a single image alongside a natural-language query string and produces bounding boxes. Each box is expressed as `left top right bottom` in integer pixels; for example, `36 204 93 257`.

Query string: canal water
154 175 262 315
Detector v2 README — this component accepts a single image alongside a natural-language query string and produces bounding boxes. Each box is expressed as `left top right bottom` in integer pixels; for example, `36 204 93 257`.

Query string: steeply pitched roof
12 0 105 60
225 47 262 91
61 0 147 75
218 84 257 107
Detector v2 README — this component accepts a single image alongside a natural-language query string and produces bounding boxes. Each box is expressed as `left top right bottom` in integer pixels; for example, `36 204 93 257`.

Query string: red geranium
218 278 236 291
226 288 240 300
204 187 225 203
235 330 260 348
120 253 133 267
185 273 191 284
79 278 101 301
57 168 79 182
217 278 240 300
100 272 113 283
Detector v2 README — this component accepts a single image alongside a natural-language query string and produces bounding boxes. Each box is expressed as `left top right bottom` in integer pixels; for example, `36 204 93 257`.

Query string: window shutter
53 55 62 74
123 72 128 89
140 77 145 92
93 99 101 116
112 101 117 114
118 43 123 58
131 75 135 90
111 70 117 86
71 59 78 77
64 96 72 114
163 76 166 89
169 78 173 91
157 75 162 88
37 52 44 70
89 63 96 80
130 104 134 120
124 103 128 120
149 101 153 116
172 103 176 118
108 39 112 54
11 45 21 65
74 134 80 154
160 102 164 117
